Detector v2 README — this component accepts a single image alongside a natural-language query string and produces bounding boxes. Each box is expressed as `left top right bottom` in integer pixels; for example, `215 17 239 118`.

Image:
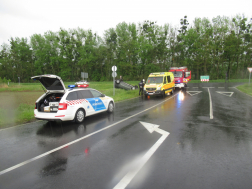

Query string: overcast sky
1 0 251 46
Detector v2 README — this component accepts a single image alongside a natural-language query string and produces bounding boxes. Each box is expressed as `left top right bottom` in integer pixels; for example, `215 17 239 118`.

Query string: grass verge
0 104 36 129
236 83 252 97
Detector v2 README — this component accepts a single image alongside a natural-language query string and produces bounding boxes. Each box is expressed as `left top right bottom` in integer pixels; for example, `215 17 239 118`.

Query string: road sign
112 66 117 96
200 75 209 82
112 66 117 72
248 68 252 84
81 72 88 79
247 67 252 72
112 72 117 78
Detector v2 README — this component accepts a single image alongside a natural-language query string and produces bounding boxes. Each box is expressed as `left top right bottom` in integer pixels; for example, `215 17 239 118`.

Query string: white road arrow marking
186 91 202 96
216 91 234 97
114 122 169 189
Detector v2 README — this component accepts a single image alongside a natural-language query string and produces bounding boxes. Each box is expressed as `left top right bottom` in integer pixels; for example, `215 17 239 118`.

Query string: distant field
0 79 251 129
1 79 249 91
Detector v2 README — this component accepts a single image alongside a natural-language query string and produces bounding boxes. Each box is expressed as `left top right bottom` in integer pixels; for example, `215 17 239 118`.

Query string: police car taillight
35 103 37 109
58 103 68 110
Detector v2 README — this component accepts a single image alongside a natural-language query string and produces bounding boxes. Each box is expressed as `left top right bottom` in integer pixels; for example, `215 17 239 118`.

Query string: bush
0 77 11 84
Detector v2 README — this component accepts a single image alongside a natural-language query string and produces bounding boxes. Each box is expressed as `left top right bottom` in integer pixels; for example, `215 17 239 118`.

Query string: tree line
0 15 251 83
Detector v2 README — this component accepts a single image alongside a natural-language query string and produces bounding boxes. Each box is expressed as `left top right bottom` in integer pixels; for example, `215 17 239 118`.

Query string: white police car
31 74 114 123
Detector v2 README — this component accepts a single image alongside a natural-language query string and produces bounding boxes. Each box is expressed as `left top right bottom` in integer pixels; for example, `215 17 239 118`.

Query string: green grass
237 83 252 96
0 104 35 128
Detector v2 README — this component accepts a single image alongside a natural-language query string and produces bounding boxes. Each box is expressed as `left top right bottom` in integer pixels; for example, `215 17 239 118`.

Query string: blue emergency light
68 85 76 88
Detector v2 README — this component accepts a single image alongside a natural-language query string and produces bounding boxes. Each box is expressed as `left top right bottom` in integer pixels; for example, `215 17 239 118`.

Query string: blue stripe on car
86 98 106 111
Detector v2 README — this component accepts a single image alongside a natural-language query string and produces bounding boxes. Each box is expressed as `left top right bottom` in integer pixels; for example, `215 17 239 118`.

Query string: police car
31 75 114 123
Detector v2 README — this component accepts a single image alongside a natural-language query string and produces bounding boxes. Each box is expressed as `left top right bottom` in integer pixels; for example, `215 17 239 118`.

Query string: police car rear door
77 90 95 115
90 90 106 111
31 74 66 93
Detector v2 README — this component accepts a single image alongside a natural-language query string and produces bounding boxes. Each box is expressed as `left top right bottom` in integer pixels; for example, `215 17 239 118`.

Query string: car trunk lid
31 74 66 93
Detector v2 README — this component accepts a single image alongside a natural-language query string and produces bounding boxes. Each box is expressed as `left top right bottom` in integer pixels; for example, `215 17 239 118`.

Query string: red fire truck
169 66 191 89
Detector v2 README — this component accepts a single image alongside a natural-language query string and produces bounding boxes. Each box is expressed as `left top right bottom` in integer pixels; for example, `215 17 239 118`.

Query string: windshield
171 71 183 78
147 76 163 84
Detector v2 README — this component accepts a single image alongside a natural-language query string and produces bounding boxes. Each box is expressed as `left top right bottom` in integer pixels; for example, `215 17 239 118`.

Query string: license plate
49 102 59 107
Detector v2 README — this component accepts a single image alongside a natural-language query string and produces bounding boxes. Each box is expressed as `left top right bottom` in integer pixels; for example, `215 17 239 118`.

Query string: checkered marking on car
66 99 89 106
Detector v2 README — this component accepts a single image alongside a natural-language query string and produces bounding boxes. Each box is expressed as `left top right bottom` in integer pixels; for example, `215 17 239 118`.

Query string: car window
147 76 163 84
80 90 93 98
66 91 78 100
167 76 171 83
77 91 85 99
90 90 102 97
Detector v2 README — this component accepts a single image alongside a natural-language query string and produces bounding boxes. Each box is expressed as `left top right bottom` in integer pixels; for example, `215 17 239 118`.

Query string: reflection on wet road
1 83 252 189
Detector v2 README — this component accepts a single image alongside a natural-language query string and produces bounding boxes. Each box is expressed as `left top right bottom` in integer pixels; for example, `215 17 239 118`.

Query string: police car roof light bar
68 85 76 88
77 84 89 88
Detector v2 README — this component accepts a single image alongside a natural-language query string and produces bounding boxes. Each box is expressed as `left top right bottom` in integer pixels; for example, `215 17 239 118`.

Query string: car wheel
107 102 114 113
75 109 85 123
162 91 165 98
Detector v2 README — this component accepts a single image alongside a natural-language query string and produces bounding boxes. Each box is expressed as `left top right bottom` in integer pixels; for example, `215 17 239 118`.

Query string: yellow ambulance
144 72 175 98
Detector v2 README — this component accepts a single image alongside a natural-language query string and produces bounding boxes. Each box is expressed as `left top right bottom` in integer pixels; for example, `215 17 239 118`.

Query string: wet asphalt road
1 82 252 189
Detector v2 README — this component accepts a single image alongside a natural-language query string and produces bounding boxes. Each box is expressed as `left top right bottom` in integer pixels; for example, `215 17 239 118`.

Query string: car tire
107 102 114 113
171 88 174 95
75 109 85 123
162 91 165 98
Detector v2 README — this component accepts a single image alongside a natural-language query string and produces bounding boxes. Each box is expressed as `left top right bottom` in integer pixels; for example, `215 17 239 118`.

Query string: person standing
139 79 144 95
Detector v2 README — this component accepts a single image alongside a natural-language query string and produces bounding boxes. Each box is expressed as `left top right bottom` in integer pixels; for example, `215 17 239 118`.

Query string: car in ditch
31 74 114 123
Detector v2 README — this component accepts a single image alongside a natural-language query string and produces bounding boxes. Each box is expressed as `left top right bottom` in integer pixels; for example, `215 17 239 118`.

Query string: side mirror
101 94 105 97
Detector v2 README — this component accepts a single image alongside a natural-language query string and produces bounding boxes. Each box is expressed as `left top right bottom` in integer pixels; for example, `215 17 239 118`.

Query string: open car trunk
36 93 64 113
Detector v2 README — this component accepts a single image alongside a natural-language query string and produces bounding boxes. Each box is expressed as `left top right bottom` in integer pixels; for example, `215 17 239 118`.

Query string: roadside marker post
247 68 252 85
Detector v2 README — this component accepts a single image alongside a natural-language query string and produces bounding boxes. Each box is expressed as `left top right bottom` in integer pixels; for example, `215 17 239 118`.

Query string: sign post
112 66 117 96
247 68 252 85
